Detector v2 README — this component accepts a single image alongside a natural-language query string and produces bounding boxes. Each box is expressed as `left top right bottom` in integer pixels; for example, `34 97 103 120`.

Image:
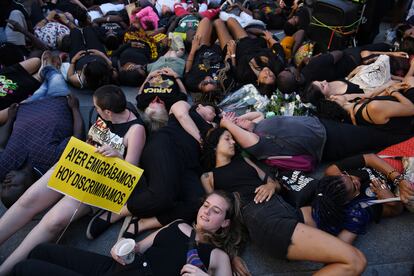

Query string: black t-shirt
212 155 262 204
98 22 124 40
184 45 224 92
136 74 187 111
277 170 319 208
145 221 215 275
0 64 41 109
302 53 354 86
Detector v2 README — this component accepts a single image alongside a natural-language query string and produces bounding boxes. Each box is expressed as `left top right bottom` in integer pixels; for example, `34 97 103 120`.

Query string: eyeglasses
342 171 360 198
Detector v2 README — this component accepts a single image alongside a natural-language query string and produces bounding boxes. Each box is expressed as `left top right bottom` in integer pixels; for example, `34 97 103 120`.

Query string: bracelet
393 174 405 186
262 172 269 184
231 54 236 58
387 169 398 180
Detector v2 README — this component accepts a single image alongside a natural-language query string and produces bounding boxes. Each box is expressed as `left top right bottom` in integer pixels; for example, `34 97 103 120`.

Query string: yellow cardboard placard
48 137 143 214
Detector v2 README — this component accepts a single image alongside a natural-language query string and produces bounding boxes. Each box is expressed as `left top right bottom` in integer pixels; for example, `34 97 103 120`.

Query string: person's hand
191 34 202 52
392 51 409 59
180 264 208 276
398 179 414 204
278 0 286 8
66 94 79 109
87 48 106 57
95 145 122 158
46 10 57 21
71 50 87 64
162 67 179 78
223 111 237 123
254 180 278 203
231 256 251 276
6 19 25 33
146 69 162 80
370 178 394 199
110 239 139 266
262 30 274 42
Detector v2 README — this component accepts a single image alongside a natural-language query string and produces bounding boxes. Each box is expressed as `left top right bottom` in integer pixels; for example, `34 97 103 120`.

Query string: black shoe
86 210 113 240
118 216 140 240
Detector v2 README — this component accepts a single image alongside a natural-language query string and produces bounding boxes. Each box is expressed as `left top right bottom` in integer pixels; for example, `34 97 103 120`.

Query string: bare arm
124 124 146 166
201 172 214 193
170 101 201 143
208 249 233 276
220 116 259 149
366 92 414 124
237 111 264 123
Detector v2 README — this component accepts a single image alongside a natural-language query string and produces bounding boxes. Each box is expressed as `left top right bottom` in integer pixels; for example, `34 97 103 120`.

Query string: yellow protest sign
48 137 143 214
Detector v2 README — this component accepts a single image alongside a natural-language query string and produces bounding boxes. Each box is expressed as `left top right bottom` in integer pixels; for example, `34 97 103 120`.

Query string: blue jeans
26 66 69 103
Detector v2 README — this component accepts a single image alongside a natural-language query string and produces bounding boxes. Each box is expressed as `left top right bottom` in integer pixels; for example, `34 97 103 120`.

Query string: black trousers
320 119 409 161
127 131 204 225
13 243 152 276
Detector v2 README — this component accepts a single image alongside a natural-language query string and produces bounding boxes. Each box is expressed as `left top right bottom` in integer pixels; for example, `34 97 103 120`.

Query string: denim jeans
25 66 69 103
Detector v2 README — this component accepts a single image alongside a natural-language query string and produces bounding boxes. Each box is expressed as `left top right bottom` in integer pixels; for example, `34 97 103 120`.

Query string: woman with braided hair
201 127 367 275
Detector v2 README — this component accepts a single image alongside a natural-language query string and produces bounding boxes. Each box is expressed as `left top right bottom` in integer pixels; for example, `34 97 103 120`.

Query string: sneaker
86 210 113 240
118 216 140 241
38 50 53 80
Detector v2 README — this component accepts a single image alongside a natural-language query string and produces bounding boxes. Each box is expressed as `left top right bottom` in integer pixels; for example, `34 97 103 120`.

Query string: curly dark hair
311 175 348 234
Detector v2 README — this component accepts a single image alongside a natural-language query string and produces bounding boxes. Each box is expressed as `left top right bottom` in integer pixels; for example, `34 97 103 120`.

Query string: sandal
86 210 113 240
118 216 140 241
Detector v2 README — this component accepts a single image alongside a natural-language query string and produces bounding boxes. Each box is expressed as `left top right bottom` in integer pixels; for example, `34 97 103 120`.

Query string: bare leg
0 167 61 247
287 223 367 275
226 17 248 40
214 19 233 49
19 57 41 75
0 197 91 275
195 18 213 47
0 104 18 149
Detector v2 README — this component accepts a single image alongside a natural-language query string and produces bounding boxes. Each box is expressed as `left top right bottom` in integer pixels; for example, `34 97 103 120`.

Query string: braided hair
311 176 348 235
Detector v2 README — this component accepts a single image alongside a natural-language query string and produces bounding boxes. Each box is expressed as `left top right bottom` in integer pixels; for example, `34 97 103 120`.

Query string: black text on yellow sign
48 137 143 214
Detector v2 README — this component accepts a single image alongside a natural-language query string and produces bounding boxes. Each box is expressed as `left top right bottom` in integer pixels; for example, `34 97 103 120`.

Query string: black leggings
13 243 152 276
320 119 410 161
127 132 204 225
69 27 106 60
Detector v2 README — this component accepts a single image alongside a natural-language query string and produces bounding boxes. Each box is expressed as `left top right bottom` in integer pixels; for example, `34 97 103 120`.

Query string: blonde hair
144 105 169 131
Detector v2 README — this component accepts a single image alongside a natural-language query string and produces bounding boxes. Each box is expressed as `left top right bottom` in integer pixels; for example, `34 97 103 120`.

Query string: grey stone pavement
1 1 414 273
1 86 414 275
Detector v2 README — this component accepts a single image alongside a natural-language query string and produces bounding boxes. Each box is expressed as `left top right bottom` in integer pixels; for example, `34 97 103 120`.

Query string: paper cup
115 238 136 264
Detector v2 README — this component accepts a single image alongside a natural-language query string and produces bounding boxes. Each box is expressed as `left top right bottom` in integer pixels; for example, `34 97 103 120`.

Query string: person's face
258 67 276 85
313 80 330 96
196 104 216 122
404 27 414 38
148 96 166 110
199 76 218 93
93 96 110 121
341 171 361 201
216 130 236 158
196 193 230 233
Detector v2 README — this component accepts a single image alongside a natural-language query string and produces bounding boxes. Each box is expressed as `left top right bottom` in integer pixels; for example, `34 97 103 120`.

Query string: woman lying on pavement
13 191 244 276
200 127 367 275
0 85 147 275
